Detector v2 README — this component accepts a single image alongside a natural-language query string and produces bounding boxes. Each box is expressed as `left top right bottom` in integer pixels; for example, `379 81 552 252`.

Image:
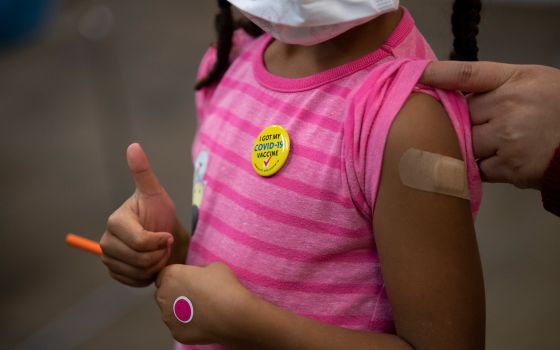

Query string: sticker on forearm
398 148 470 200
173 296 194 324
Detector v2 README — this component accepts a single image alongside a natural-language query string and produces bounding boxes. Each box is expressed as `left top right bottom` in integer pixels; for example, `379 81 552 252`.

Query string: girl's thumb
127 143 163 195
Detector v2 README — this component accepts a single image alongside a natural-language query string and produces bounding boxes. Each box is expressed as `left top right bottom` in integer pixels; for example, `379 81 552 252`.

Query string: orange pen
66 233 102 256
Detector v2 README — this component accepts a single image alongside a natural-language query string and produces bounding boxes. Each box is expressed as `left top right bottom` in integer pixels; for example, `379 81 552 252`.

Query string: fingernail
159 235 170 247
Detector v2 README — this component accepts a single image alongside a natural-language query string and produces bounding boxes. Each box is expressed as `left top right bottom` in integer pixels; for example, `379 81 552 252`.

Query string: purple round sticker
173 296 194 323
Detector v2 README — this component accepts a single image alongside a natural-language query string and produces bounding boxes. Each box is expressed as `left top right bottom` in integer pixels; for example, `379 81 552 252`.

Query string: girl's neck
263 9 402 79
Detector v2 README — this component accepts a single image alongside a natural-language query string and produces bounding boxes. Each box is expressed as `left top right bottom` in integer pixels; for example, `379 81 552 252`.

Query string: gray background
0 0 559 349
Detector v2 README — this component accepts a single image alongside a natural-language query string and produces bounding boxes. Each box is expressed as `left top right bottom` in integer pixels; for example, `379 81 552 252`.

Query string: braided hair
450 0 482 61
195 0 263 90
196 0 482 89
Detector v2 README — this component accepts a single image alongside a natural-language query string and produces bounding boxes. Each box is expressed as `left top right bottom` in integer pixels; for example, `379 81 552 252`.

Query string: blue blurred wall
0 0 53 47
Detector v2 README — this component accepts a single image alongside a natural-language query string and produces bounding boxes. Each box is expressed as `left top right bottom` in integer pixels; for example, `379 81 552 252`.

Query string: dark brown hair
195 0 482 90
450 0 482 61
195 0 262 90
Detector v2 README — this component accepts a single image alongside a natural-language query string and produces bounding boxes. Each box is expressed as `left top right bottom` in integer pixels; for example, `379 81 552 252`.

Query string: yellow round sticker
251 125 291 177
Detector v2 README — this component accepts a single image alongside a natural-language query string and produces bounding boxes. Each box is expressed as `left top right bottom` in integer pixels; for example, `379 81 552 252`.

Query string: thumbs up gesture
100 143 189 287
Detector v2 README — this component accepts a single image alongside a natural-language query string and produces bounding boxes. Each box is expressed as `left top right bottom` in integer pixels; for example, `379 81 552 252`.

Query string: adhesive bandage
398 148 470 200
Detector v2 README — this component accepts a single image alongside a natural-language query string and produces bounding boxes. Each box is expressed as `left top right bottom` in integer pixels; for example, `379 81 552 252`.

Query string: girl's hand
155 263 251 345
100 143 185 287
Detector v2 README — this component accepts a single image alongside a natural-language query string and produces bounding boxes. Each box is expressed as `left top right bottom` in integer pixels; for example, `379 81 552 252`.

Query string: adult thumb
127 143 163 195
419 61 516 93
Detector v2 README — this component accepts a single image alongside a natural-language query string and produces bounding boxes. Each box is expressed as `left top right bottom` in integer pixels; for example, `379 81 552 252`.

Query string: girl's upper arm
373 93 485 350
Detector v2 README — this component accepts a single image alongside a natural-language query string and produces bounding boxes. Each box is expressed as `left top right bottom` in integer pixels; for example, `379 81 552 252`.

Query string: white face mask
228 0 400 46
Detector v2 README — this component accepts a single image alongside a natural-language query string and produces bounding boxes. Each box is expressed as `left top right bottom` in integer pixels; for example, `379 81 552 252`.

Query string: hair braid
195 1 234 90
449 0 482 61
195 1 263 90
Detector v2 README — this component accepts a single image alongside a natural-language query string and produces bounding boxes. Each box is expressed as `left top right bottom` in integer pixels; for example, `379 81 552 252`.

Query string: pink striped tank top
183 8 481 350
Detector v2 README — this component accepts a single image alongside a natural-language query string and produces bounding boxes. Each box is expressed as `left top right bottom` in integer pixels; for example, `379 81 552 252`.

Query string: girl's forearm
230 294 413 350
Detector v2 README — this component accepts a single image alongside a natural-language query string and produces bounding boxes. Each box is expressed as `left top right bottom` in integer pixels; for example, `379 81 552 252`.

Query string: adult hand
155 263 251 346
420 61 560 189
100 143 179 287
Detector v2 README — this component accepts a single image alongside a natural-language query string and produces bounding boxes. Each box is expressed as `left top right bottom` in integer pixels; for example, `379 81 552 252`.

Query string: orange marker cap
66 233 102 256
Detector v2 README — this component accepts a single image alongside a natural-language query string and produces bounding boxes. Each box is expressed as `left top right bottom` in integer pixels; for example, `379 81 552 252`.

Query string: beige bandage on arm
398 148 470 200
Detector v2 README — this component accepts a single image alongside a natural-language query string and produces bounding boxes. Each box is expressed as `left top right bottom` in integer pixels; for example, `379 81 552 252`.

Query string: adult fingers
420 61 516 93
472 123 499 159
467 92 498 125
478 156 510 184
127 143 164 196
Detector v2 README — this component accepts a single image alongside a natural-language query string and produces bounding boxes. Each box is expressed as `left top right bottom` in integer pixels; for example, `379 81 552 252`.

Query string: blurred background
0 0 558 349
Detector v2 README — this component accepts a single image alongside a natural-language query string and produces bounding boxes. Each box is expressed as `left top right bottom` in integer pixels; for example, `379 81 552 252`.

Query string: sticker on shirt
251 125 291 177
192 150 209 235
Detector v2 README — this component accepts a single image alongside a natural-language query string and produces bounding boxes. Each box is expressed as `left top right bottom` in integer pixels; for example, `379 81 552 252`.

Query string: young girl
100 1 485 349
